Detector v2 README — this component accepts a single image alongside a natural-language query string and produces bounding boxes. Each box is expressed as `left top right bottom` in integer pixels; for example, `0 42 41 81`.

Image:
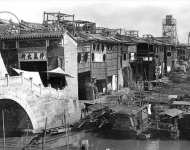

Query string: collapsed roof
0 11 179 46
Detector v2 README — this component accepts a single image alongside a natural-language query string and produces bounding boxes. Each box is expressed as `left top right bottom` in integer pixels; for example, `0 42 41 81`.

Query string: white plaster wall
63 33 78 100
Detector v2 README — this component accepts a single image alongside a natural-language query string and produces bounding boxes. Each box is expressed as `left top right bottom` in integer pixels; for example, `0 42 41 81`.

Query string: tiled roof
114 34 139 44
154 37 174 45
0 20 66 40
0 31 64 40
76 33 122 43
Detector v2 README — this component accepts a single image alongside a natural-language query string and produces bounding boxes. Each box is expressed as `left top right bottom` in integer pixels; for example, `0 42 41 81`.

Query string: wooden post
104 49 108 94
57 88 60 98
20 72 23 84
25 119 29 146
64 110 69 150
72 14 75 36
116 44 119 91
39 84 42 95
42 117 47 150
2 109 5 150
29 77 33 90
67 113 70 150
90 42 93 83
5 74 8 87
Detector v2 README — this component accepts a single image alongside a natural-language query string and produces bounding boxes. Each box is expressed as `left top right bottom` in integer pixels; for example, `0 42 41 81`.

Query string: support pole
64 110 69 150
20 72 23 84
29 77 33 90
42 117 47 150
39 84 42 95
5 74 8 87
2 109 5 150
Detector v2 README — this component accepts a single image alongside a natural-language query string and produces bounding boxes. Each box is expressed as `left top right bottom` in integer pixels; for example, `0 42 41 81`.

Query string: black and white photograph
0 0 190 149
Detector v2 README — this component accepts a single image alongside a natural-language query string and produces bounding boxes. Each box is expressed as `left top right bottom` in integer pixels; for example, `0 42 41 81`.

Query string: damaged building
0 28 78 99
0 11 179 101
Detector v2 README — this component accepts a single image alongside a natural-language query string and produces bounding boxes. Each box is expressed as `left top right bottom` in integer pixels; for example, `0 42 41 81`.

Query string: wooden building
155 37 177 74
122 36 178 82
0 31 79 99
76 33 121 100
76 33 136 100
115 34 137 85
176 44 190 61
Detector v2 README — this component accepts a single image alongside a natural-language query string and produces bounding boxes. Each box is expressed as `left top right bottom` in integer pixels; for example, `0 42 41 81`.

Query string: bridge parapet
0 75 80 132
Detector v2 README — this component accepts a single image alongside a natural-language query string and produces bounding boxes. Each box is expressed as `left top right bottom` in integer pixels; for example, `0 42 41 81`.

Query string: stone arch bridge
0 75 80 136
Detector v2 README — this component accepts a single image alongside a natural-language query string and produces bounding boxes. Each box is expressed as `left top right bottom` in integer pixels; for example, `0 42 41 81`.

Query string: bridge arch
0 95 38 136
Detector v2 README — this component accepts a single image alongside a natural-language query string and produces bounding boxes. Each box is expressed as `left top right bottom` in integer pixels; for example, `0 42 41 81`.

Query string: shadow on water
89 129 137 140
0 131 190 150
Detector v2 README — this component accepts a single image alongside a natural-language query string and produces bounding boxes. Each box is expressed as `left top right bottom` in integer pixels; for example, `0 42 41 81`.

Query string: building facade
0 31 78 99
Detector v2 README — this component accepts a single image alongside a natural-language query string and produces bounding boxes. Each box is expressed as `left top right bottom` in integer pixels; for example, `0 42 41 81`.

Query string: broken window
49 39 62 49
4 40 16 49
167 52 171 57
83 52 88 62
123 53 127 60
97 44 100 51
102 44 104 52
107 45 110 50
92 53 94 62
129 53 135 61
93 43 96 50
103 54 106 62
78 53 82 63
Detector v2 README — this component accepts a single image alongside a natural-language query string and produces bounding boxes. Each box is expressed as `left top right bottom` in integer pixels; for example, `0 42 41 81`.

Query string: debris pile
169 71 187 83
74 105 116 131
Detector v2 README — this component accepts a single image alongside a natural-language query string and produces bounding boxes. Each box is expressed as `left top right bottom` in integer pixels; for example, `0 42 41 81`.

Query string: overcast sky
0 0 190 43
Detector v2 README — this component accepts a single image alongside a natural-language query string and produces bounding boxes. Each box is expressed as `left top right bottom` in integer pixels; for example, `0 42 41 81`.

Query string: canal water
83 132 190 150
0 132 190 150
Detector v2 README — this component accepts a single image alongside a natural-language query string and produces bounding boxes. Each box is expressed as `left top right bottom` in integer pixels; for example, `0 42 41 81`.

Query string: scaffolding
96 27 121 36
162 15 178 45
125 30 139 37
43 12 96 35
75 20 96 34
43 12 75 33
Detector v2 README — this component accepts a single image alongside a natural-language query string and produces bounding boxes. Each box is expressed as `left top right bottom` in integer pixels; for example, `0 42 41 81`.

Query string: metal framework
162 15 178 45
43 11 96 35
96 27 121 36
125 30 139 37
43 12 75 33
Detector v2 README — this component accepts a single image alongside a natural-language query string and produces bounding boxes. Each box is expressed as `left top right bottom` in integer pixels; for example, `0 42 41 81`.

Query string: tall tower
162 15 178 44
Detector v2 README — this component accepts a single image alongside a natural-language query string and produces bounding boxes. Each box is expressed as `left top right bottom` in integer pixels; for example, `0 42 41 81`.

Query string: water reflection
145 141 159 150
0 132 190 150
83 132 190 150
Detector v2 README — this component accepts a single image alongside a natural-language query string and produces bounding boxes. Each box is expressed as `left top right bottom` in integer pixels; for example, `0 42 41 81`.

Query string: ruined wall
0 76 81 132
77 43 91 73
63 33 78 99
